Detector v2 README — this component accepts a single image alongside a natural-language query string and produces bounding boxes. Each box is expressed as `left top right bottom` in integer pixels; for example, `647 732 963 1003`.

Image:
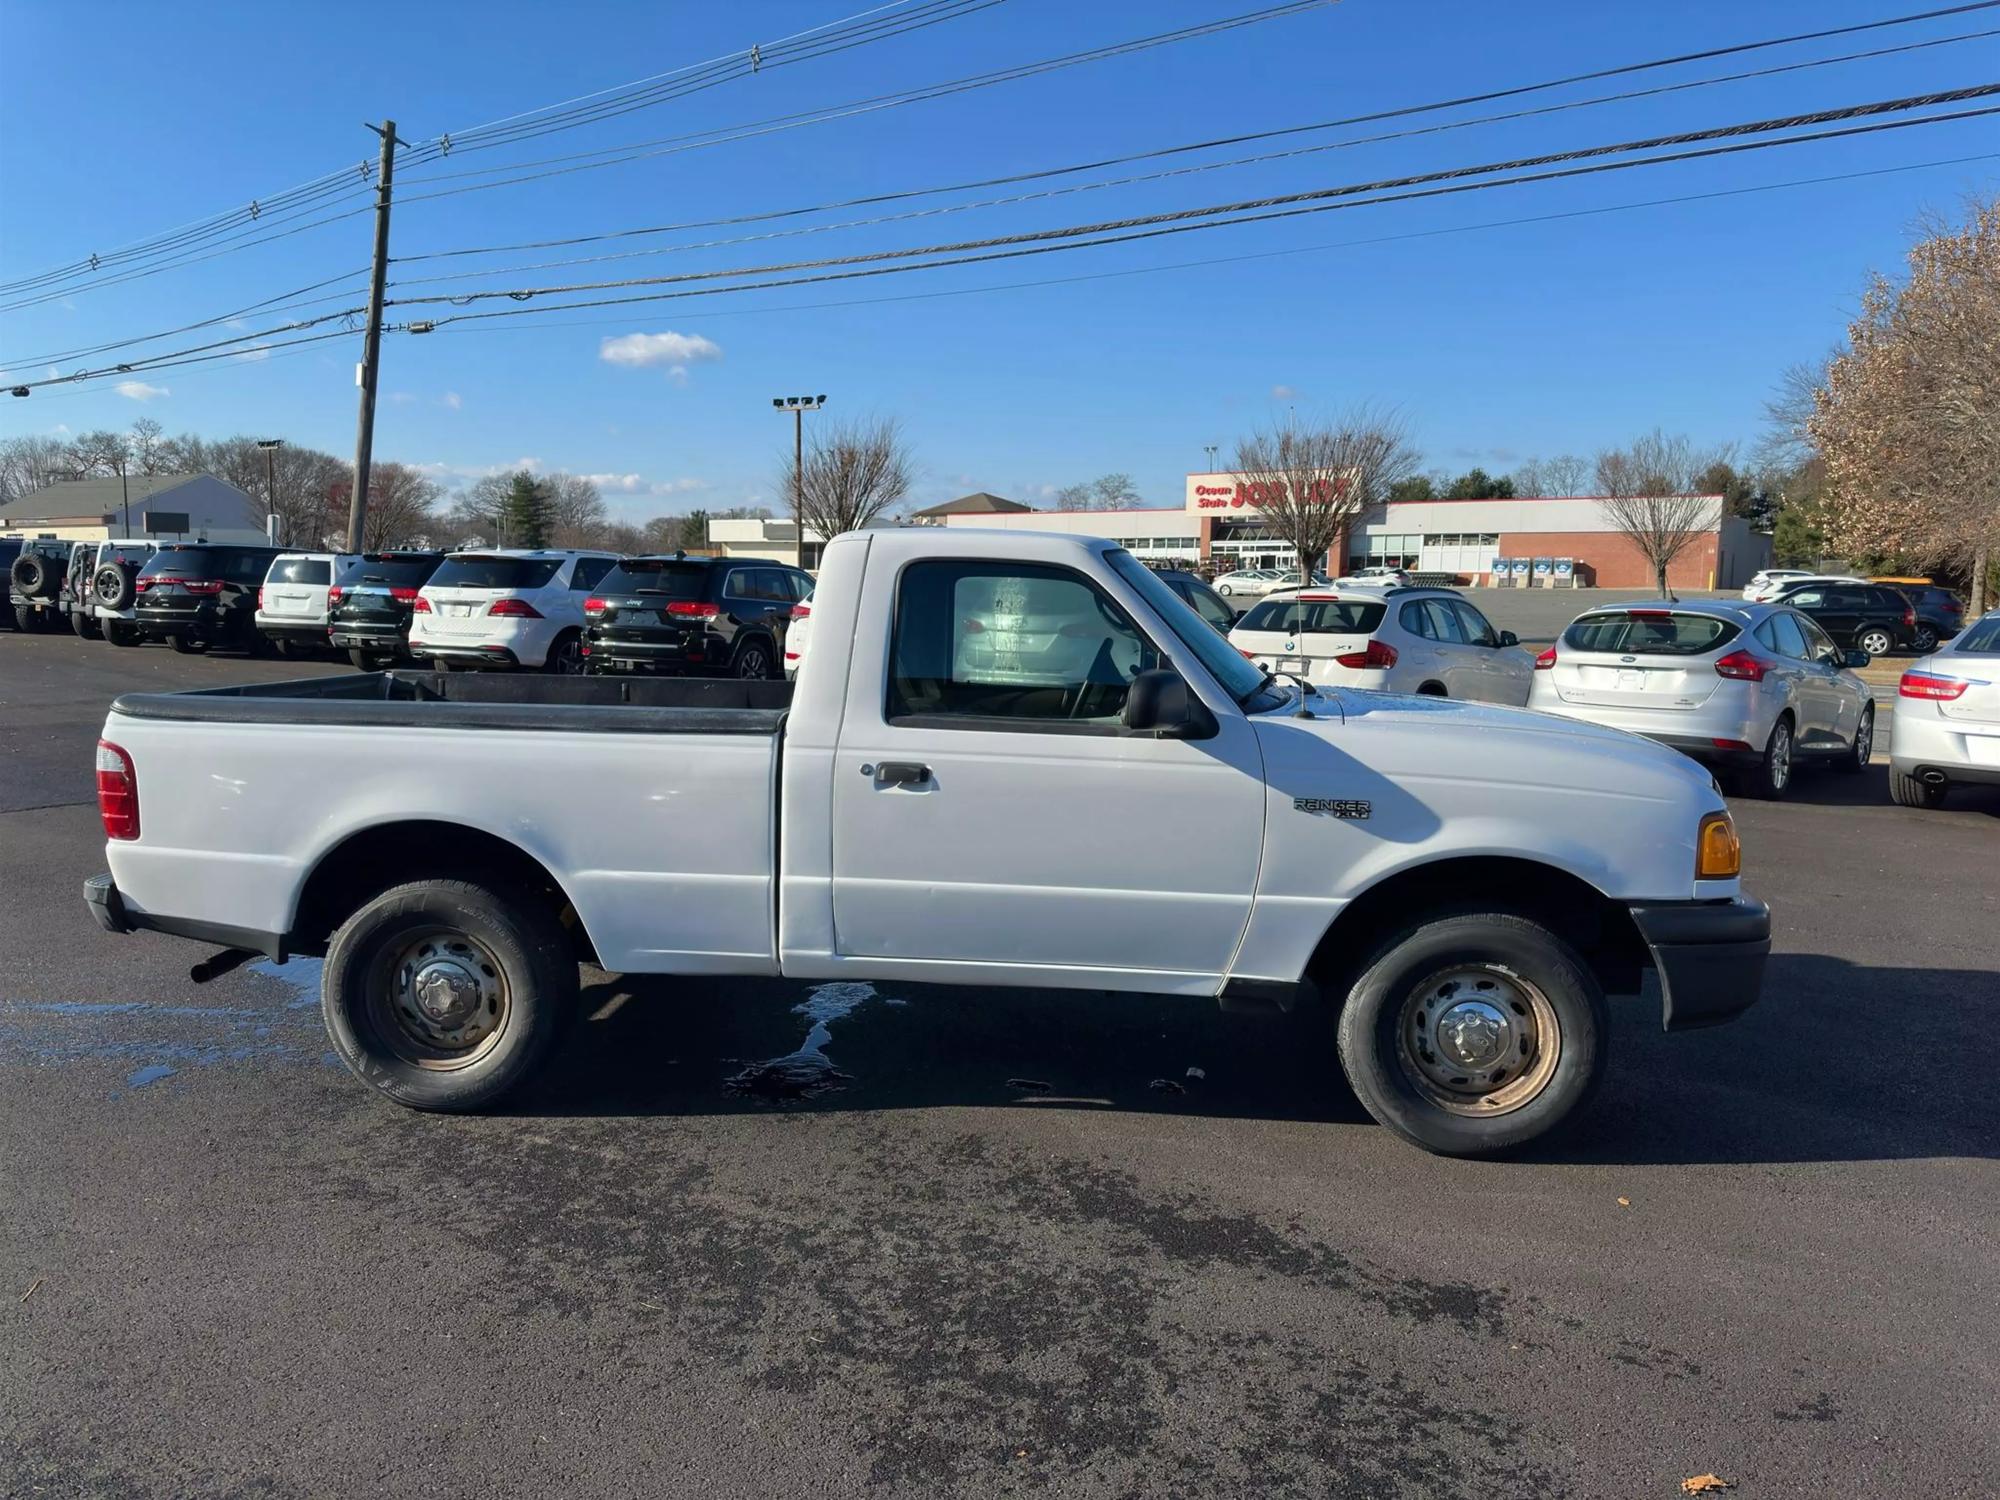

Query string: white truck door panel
826 554 1265 978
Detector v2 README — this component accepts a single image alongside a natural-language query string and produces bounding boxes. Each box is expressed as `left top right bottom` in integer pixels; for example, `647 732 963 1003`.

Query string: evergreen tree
498 470 552 548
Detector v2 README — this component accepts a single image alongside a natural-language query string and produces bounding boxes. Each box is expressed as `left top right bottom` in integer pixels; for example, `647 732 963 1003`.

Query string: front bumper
1630 896 1771 1030
85 873 286 959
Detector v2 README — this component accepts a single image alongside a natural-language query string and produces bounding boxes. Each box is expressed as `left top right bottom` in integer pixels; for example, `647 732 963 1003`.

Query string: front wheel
1857 627 1894 658
1836 705 1874 775
71 611 102 640
1335 912 1606 1157
322 878 578 1112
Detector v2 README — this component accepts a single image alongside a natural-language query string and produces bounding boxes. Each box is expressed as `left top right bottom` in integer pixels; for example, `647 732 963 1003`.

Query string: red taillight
1903 607 1916 629
96 740 139 841
133 577 153 593
1710 738 1752 751
487 597 542 618
412 595 433 613
1900 671 1968 701
1626 608 1672 619
1238 648 1258 660
182 578 223 596
326 585 345 606
1334 639 1398 670
793 602 812 618
1534 645 1557 670
258 587 269 611
1943 600 1963 615
389 587 418 603
583 596 609 618
664 601 720 618
1714 648 1766 682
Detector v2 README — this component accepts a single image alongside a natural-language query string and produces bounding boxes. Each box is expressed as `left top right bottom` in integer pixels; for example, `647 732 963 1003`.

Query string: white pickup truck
84 529 1769 1156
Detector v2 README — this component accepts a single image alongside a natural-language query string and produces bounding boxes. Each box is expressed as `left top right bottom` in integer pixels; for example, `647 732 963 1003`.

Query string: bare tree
1091 472 1140 506
1051 482 1094 512
1541 453 1590 495
794 418 913 539
128 418 170 474
1510 457 1548 497
543 472 607 548
1232 405 1418 577
362 462 444 550
0 435 77 502
1595 430 1732 597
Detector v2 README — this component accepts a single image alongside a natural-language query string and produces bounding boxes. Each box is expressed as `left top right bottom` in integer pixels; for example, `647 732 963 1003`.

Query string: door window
1764 612 1811 659
1421 599 1468 644
1449 600 1499 647
1797 616 1840 661
887 561 1162 729
1398 600 1436 639
1784 590 1824 609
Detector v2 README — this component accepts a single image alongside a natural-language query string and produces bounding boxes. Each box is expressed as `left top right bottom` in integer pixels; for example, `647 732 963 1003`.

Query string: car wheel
168 635 207 654
1218 583 1234 597
322 878 577 1112
1740 716 1794 800
71 611 102 640
542 629 584 675
1912 624 1939 653
1837 705 1874 775
349 648 386 671
732 637 775 680
1335 911 1606 1157
105 622 141 647
1857 628 1893 657
1889 767 1948 809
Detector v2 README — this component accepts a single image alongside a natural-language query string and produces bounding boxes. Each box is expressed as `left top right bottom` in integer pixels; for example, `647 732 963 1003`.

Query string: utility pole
346 120 404 553
772 393 826 567
256 438 284 544
118 455 130 539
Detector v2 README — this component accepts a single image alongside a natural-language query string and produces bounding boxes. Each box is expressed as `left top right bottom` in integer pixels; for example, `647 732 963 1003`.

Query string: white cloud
232 344 272 363
1271 383 1298 400
115 380 169 402
440 391 463 410
225 318 248 331
51 423 70 435
388 391 418 404
582 473 708 497
598 330 723 382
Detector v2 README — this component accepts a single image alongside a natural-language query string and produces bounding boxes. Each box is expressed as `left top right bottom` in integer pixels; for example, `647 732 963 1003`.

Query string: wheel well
1305 856 1648 1009
1416 681 1447 696
288 821 593 962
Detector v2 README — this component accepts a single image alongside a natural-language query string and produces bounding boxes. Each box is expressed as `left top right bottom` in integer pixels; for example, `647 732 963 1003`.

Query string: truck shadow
517 953 1995 1164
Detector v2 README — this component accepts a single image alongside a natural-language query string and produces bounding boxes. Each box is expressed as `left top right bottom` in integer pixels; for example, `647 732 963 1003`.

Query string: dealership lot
2 630 1995 1497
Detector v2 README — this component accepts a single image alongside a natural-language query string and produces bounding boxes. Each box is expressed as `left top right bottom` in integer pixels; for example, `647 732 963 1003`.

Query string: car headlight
1696 810 1741 880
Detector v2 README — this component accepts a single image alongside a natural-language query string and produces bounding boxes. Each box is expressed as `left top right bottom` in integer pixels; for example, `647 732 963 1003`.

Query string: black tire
94 565 135 611
18 606 52 634
168 635 207 654
1912 624 1939 653
0 600 18 631
70 610 102 641
732 635 776 680
1856 627 1893 658
1836 705 1874 775
10 554 52 598
349 647 388 671
542 629 583 675
1889 767 1948 809
1334 911 1607 1157
105 621 141 647
1740 716 1794 801
322 878 578 1112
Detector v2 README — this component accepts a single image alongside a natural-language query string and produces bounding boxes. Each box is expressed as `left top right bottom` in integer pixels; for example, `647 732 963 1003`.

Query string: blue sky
3 0 1997 521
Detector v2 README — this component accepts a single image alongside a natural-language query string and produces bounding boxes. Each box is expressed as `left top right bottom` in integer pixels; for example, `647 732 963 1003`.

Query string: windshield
428 555 563 590
343 554 443 587
599 559 710 598
1240 597 1386 634
1563 611 1740 655
1953 616 2000 653
1106 549 1270 704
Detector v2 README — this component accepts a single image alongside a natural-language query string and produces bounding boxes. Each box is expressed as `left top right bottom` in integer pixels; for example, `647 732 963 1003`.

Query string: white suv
255 552 355 657
1229 585 1535 705
411 549 621 672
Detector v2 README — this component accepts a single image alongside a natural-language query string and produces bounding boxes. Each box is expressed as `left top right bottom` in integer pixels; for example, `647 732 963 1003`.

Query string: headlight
1696 810 1741 880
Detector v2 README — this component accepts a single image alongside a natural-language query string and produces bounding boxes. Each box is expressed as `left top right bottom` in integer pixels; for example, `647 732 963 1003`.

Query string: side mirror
1844 648 1871 668
1498 630 1519 647
1123 668 1217 740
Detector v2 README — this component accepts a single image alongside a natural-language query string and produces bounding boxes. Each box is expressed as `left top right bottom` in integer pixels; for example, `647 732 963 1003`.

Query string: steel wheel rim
368 927 512 1069
1395 964 1561 1116
1860 631 1890 656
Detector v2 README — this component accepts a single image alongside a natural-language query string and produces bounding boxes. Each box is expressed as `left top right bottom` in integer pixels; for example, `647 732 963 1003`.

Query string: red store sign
1189 478 1346 511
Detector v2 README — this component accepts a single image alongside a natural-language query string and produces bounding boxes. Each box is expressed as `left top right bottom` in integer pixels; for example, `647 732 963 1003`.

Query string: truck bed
110 670 793 735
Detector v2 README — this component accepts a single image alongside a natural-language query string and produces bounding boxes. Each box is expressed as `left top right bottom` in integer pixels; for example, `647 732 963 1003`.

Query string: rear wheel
71 610 102 640
168 635 207 655
105 622 141 647
1857 627 1894 657
1836 705 1874 775
349 647 389 671
322 878 578 1112
1889 767 1948 809
1335 911 1606 1157
1912 624 1939 653
1740 716 1793 800
543 629 583 675
732 636 775 680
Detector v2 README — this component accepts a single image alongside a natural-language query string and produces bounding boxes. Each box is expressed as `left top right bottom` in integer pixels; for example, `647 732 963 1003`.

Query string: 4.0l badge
1294 797 1371 818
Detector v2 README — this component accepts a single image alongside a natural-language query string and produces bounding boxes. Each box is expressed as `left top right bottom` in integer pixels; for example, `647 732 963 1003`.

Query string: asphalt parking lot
3 625 1996 1499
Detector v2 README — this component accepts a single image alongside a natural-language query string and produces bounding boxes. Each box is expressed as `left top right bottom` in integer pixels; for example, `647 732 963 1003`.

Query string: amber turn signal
1696 811 1741 880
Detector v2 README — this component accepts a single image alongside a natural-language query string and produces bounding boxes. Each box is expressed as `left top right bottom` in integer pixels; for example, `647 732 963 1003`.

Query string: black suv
328 551 446 669
1886 583 1965 652
7 538 73 633
582 555 812 679
1770 580 1916 657
133 543 284 654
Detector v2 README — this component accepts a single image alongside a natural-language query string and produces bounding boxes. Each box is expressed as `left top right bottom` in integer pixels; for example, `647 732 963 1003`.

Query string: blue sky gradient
3 0 1997 520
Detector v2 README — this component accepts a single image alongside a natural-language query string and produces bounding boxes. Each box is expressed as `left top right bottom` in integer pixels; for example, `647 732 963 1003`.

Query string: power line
380 24 2000 292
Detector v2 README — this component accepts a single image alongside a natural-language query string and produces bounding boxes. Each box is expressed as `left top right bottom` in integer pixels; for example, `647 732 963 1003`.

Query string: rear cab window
1562 611 1740 655
428 556 564 590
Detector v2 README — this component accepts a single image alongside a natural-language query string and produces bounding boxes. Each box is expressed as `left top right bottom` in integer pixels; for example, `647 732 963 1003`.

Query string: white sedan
1211 568 1284 599
1888 609 2000 808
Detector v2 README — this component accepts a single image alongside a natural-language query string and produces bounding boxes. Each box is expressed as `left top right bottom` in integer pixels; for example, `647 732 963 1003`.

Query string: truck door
828 557 1266 986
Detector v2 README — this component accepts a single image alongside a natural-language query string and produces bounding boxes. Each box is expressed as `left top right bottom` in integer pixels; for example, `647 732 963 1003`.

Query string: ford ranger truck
84 529 1769 1157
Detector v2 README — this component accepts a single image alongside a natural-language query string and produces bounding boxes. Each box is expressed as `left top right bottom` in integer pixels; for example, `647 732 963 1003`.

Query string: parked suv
255 551 356 656
7 538 73 633
1229 585 1533 704
582 555 812 679
411 549 621 672
1768 580 1915 657
1151 568 1237 637
0 538 21 629
82 540 158 646
58 542 104 638
1889 584 1965 653
132 543 284 654
327 551 446 669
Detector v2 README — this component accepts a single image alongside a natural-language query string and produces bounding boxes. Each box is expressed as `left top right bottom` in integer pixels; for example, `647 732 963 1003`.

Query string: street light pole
771 393 826 568
1203 444 1218 473
256 439 284 545
118 457 130 539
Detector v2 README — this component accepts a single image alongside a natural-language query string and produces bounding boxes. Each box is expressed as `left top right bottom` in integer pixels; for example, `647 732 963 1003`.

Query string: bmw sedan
1529 599 1874 799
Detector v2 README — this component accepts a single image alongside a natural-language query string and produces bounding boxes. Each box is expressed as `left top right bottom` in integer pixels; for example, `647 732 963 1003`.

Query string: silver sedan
1528 599 1875 799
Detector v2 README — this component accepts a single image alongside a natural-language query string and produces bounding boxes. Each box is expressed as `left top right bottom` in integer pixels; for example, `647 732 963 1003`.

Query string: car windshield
1105 549 1270 704
1562 611 1740 655
1953 616 2000 653
599 559 710 598
343 554 442 587
428 555 563 590
1239 597 1387 633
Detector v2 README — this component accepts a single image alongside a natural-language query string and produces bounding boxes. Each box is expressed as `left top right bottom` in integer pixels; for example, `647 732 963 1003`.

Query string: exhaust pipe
190 947 259 984
1918 767 1949 788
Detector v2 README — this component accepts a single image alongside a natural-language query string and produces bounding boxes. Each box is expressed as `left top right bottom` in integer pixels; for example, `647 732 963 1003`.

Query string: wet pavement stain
125 1063 177 1088
724 981 882 1101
